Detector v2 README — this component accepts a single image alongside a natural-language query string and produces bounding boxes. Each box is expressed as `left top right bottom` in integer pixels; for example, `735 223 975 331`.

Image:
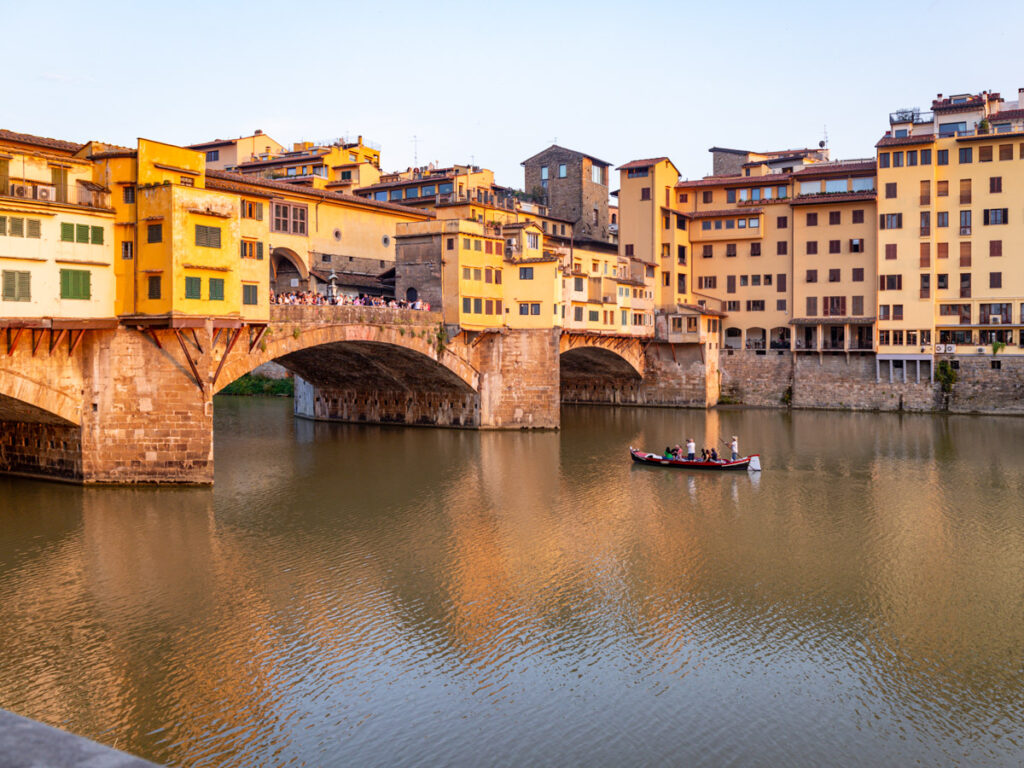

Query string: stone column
474 328 560 429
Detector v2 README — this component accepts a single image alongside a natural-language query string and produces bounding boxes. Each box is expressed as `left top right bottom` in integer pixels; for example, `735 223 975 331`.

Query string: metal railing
3 178 110 209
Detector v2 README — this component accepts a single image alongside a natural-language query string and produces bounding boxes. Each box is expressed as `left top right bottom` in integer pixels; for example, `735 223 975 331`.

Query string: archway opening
560 346 642 405
270 248 308 296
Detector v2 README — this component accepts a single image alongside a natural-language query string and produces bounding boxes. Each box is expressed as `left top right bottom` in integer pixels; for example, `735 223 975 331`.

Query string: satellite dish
818 140 826 148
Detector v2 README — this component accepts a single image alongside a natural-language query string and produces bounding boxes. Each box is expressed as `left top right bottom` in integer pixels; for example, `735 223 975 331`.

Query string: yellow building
878 88 1024 376
187 130 285 172
0 130 116 324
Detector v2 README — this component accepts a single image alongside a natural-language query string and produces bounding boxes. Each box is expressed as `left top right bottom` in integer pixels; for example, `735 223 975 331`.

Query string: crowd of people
269 289 430 311
663 435 739 463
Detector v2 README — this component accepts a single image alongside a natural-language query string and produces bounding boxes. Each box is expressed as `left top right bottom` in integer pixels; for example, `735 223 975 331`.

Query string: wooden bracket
68 329 86 357
6 327 24 356
140 327 163 350
49 328 68 355
248 324 268 353
211 328 223 349
173 329 205 394
211 328 242 390
190 328 203 354
31 329 45 356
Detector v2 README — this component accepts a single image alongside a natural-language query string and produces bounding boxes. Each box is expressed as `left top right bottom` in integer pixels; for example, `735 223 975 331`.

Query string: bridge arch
558 333 645 406
0 368 81 425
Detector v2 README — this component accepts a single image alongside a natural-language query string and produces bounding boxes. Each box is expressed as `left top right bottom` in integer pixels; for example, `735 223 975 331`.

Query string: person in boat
730 436 739 462
685 438 696 461
709 447 719 462
672 444 683 459
700 448 708 462
663 447 675 460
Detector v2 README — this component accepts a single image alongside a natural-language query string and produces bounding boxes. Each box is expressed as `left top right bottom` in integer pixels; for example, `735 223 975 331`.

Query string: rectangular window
474 298 482 314
999 144 1013 161
624 244 634 256
937 149 948 165
920 211 930 236
195 224 222 248
519 267 534 280
990 272 1002 289
937 211 948 228
777 241 787 255
990 176 1002 193
463 298 472 314
921 149 932 165
75 223 89 243
829 269 840 282
892 151 904 168
777 299 787 311
59 269 90 300
1 270 31 302
750 243 761 257
907 150 918 166
960 210 972 236
920 242 931 268
185 276 202 299
777 274 787 292
806 296 817 316
885 244 897 260
850 238 864 253
148 275 161 299
979 145 993 162
209 278 225 301
806 213 818 226
806 269 818 283
937 273 948 290
702 191 713 204
829 240 840 254
60 222 74 241
806 241 818 255
147 223 162 243
122 241 133 260
885 182 897 199
983 208 1009 225
703 245 713 258
990 240 1002 257
959 147 972 164
527 233 539 249
242 284 258 305
880 213 903 230
123 185 136 204
558 163 567 178
879 153 890 168
920 274 931 299
829 211 841 225
777 216 788 228
640 187 651 200
960 273 971 298
726 243 737 257
852 268 864 282
959 179 972 204
853 296 864 316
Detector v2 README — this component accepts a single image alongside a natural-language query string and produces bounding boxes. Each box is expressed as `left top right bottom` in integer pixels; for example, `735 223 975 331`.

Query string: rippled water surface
2 400 1024 766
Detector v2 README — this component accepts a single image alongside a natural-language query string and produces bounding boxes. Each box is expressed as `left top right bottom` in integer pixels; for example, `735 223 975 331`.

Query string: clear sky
9 0 1024 188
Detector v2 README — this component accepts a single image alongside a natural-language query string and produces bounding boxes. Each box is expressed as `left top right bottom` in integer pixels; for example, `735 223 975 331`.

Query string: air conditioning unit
9 183 29 198
34 185 57 201
935 344 945 353
990 316 1001 324
946 345 956 353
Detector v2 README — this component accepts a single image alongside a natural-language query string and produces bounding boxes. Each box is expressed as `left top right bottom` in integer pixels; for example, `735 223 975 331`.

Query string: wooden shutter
2 270 15 300
26 219 41 238
256 202 263 221
257 242 264 260
91 226 103 245
0 216 6 236
209 278 224 301
240 241 246 259
75 224 89 243
60 269 71 298
61 222 74 241
10 217 24 237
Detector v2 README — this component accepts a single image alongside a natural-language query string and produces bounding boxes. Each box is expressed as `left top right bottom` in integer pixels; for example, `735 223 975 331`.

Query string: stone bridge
0 306 712 484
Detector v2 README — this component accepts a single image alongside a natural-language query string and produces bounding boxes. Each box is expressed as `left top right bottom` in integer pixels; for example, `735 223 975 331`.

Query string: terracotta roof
677 173 791 189
875 134 935 147
789 191 876 206
991 109 1024 122
0 128 84 153
521 144 612 168
205 170 434 217
90 149 137 159
617 157 669 170
792 160 876 177
354 175 455 192
679 303 726 318
686 207 764 219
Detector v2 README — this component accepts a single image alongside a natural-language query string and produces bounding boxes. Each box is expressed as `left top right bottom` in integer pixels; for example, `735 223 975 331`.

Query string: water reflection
0 400 1022 767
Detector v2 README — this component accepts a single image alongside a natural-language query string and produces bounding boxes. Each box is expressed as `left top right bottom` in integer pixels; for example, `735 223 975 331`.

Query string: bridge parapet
269 305 442 327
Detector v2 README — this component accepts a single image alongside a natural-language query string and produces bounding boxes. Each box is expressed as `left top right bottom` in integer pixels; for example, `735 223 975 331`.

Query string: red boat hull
629 448 758 471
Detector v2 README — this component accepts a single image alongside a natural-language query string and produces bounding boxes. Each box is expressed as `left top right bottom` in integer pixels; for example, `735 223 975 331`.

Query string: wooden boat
629 447 761 471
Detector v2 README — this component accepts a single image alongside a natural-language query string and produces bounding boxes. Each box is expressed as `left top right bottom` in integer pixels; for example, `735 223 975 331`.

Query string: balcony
3 178 110 209
889 109 934 125
920 226 930 236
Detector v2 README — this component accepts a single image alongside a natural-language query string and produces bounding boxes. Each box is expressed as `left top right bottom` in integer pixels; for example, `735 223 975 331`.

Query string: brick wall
792 355 936 411
720 350 793 406
638 343 710 406
0 420 81 479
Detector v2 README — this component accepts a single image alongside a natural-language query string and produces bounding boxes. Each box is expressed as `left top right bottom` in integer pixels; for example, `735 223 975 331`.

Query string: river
1 399 1023 767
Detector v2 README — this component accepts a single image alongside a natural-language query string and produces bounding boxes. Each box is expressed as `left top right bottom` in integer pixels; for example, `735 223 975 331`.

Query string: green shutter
209 278 224 301
243 284 258 305
60 269 71 298
75 224 89 243
240 241 246 259
91 226 103 245
256 202 263 221
61 222 74 241
17 271 30 301
81 270 91 299
2 271 15 300
148 275 161 299
10 218 24 237
257 242 263 260
60 269 90 300
185 276 201 299
0 216 6 236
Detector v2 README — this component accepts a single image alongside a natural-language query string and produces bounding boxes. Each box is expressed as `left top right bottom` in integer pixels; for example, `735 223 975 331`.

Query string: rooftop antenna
412 135 420 167
821 125 829 149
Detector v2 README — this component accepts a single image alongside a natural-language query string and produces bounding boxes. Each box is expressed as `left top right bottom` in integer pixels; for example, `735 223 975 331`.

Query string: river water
1 399 1023 767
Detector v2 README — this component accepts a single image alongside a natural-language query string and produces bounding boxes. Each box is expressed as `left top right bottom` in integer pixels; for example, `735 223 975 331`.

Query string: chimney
255 129 263 135
1018 88 1024 107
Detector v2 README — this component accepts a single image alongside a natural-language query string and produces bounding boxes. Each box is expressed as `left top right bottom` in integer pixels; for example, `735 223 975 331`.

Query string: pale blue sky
9 0 1024 188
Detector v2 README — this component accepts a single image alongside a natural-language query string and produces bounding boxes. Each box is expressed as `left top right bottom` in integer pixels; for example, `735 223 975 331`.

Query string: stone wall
474 328 560 428
294 376 480 427
792 354 936 411
638 343 711 406
0 419 82 480
720 350 793 406
946 355 1024 414
79 329 214 484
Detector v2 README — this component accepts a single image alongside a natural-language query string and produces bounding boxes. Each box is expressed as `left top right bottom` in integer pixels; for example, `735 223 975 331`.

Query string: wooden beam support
211 329 223 349
173 329 205 394
68 329 86 357
49 328 67 355
248 324 268 353
210 328 243 390
6 327 24 356
145 329 163 350
190 328 203 354
31 329 45 356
